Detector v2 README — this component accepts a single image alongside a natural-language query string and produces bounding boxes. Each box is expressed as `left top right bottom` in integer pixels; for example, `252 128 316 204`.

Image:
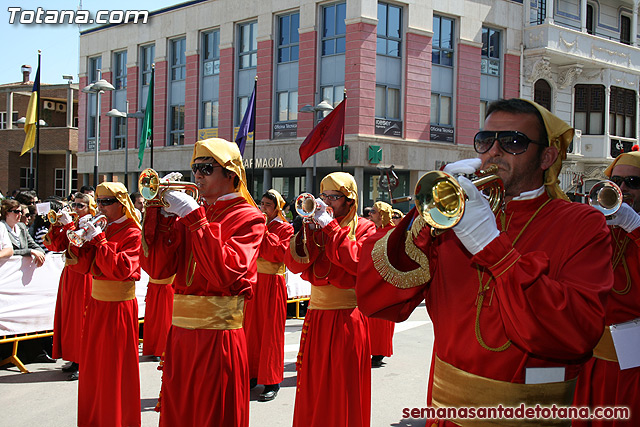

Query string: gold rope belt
309 284 357 310
256 258 286 275
593 327 618 362
432 355 576 426
172 294 244 330
149 275 176 285
91 279 136 302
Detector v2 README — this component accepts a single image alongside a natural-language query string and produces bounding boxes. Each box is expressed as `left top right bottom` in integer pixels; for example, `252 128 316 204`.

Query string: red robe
67 217 142 427
356 193 613 426
367 225 395 358
44 222 92 363
574 226 640 426
144 196 265 427
244 217 293 385
140 208 175 357
285 216 376 427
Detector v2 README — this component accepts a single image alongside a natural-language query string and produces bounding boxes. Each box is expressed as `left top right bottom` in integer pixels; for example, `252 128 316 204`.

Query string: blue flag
235 81 256 155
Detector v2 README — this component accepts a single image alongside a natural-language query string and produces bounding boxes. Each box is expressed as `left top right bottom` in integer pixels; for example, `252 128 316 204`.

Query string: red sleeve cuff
472 233 521 278
322 219 342 236
180 206 208 232
92 233 107 246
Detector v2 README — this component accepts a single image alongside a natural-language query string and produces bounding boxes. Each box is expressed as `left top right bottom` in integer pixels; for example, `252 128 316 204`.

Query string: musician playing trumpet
285 172 376 427
142 138 265 427
43 192 96 380
574 151 640 426
66 182 142 427
356 99 613 426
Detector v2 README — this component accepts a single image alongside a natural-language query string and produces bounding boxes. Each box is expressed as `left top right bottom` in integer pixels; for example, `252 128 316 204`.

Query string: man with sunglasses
573 150 640 425
285 172 376 427
66 182 142 427
356 99 613 425
142 138 265 427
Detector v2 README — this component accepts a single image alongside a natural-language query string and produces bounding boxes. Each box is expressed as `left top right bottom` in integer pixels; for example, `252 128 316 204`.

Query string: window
54 169 77 197
277 91 298 122
375 85 400 119
0 112 18 129
586 4 594 35
322 3 346 56
431 93 452 126
481 27 500 76
202 101 219 128
20 167 35 190
574 85 604 135
171 38 186 81
203 31 220 75
141 45 155 86
278 13 299 63
536 0 547 25
534 80 552 111
433 16 454 66
621 15 631 45
88 56 102 83
114 51 127 90
239 22 257 69
87 56 102 140
113 117 127 149
237 97 249 126
201 30 220 129
321 85 345 108
169 105 185 145
377 3 402 57
609 87 636 138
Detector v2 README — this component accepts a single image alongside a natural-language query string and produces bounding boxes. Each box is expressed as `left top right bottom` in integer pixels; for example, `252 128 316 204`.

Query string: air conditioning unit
56 102 67 113
43 100 55 110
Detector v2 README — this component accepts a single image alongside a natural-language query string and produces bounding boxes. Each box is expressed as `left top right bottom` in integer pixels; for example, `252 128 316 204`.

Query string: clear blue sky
2 0 179 85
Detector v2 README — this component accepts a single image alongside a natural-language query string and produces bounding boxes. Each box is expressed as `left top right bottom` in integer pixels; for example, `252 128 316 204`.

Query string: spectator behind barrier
1 198 45 267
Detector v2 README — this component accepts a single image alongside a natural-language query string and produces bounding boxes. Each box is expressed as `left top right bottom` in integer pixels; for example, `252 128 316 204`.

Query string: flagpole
150 65 154 169
341 90 347 172
251 76 257 197
35 51 41 194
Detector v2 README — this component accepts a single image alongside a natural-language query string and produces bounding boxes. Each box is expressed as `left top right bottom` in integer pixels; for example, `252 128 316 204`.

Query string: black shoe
151 356 161 362
371 355 385 367
67 371 79 381
259 384 280 402
249 378 258 390
62 362 79 373
34 351 57 364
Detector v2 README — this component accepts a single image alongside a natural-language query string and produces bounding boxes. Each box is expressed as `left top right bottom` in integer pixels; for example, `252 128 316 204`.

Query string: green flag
138 67 154 167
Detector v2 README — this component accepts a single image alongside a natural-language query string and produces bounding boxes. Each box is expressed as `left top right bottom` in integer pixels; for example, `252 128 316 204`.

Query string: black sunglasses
474 131 546 155
319 193 345 202
8 209 23 214
191 163 220 176
96 198 118 206
72 202 88 209
610 175 640 190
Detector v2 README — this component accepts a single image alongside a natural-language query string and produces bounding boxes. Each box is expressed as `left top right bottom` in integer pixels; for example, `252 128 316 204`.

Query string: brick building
77 0 640 208
0 65 78 198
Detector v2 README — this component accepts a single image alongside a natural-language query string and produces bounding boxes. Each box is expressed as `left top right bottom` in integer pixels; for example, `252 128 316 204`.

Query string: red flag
299 99 346 164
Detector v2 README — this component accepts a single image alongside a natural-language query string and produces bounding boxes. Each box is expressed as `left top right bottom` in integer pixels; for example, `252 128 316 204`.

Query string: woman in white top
0 217 13 259
1 198 44 266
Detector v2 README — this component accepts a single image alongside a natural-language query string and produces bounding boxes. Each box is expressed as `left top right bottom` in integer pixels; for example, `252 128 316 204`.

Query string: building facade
0 66 78 198
77 0 640 209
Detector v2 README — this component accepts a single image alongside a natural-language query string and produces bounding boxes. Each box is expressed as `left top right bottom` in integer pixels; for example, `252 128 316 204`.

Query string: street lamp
106 101 145 190
299 100 335 193
82 70 114 188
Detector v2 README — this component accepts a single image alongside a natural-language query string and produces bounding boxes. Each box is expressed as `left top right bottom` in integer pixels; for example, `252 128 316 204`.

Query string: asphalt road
0 303 433 427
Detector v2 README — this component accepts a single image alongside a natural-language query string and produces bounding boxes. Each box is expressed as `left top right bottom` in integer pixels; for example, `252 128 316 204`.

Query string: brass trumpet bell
588 180 622 217
47 206 78 225
295 193 318 218
138 168 199 207
414 165 504 231
67 215 108 247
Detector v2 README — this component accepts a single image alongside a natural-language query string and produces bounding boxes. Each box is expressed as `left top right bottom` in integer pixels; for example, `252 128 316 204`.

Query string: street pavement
0 302 433 427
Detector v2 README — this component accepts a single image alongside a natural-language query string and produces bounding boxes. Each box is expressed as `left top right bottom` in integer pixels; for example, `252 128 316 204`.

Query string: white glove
162 172 183 182
443 158 482 176
78 214 92 226
164 191 199 217
607 202 640 233
313 198 334 228
58 211 73 226
84 221 103 242
453 176 500 255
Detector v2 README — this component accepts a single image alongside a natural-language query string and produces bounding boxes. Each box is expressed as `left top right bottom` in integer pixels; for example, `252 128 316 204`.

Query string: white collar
512 186 545 201
217 192 242 202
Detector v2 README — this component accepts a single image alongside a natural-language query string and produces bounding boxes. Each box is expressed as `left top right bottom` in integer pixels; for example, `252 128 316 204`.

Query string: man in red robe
144 138 265 427
356 99 613 426
285 172 376 427
367 201 396 368
573 151 640 426
44 193 96 380
67 182 142 427
244 189 294 401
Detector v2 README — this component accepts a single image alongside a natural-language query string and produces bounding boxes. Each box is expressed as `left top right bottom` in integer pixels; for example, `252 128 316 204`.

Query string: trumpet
47 206 78 225
138 168 199 208
414 164 504 233
294 193 334 223
587 180 622 217
67 215 108 247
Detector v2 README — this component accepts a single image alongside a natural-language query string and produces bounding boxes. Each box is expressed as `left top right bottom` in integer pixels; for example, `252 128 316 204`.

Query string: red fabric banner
299 99 346 164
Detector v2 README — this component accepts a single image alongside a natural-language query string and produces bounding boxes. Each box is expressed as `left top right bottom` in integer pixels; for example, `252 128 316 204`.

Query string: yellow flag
21 65 40 156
